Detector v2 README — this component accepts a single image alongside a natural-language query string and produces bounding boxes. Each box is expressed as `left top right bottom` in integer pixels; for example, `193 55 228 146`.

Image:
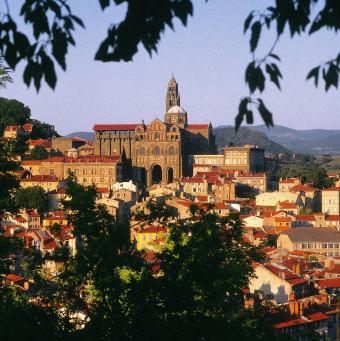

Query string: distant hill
65 131 94 140
249 125 340 155
213 126 291 156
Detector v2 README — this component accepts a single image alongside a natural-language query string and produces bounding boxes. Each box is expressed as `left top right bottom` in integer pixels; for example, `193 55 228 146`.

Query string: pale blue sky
2 1 340 134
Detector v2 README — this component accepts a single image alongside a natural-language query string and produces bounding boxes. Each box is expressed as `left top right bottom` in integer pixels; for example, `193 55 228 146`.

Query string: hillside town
1 77 339 339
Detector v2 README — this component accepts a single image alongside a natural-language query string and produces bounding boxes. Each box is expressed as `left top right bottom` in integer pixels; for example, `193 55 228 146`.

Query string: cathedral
93 76 215 186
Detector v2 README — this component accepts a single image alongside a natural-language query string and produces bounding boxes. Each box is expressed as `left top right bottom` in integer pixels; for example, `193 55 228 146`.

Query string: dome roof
167 105 186 114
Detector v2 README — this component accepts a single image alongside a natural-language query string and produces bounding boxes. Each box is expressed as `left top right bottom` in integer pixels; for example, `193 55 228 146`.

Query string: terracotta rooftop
139 226 167 234
186 124 210 130
322 187 340 191
295 214 316 221
316 278 340 288
21 160 42 165
290 184 317 192
21 175 59 182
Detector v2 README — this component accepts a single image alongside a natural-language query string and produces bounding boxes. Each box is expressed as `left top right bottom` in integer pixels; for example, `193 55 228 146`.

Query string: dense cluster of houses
2 122 340 338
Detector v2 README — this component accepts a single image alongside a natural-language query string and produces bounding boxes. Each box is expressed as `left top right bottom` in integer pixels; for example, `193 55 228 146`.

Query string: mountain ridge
248 125 340 154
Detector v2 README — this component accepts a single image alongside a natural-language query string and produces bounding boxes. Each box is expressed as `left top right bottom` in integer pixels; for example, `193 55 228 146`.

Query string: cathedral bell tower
164 75 187 128
166 75 180 112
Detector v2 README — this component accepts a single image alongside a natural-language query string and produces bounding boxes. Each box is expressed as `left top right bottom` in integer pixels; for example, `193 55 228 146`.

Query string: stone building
322 187 340 215
21 155 123 188
93 76 215 186
277 228 340 257
190 144 265 173
52 137 87 154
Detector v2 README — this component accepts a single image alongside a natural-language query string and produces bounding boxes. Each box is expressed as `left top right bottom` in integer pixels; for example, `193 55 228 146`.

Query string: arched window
154 132 160 141
153 146 161 155
139 147 145 155
168 146 175 155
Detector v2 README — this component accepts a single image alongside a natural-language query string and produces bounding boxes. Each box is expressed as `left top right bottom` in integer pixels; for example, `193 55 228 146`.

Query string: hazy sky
2 1 340 135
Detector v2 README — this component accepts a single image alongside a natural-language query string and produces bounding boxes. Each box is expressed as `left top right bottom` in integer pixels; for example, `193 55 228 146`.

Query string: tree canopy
29 144 49 160
278 155 335 189
14 186 49 213
55 176 276 340
0 1 340 127
0 97 31 131
0 97 58 138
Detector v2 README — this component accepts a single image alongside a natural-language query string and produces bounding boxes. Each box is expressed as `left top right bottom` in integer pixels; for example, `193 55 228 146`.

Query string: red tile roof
295 215 316 221
186 124 210 130
63 155 119 163
4 125 20 131
16 216 27 223
29 139 52 148
280 178 299 184
6 274 25 283
22 123 33 132
93 124 138 131
96 187 110 193
307 312 329 322
196 195 208 202
322 187 340 191
254 231 266 239
290 184 317 192
140 226 167 234
265 264 306 286
236 172 266 178
278 201 298 209
274 217 292 222
316 278 340 288
21 160 42 165
181 177 205 183
326 215 340 221
21 175 59 182
214 202 229 210
26 209 40 217
274 318 308 329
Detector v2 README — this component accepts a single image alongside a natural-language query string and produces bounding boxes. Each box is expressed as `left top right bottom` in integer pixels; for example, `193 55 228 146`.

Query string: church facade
93 77 215 186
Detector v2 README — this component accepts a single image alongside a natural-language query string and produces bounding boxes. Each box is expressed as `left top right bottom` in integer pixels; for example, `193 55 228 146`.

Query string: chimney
279 270 286 280
296 262 301 276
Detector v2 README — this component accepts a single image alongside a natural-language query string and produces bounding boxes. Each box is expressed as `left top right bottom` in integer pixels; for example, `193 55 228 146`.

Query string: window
335 243 339 248
154 132 160 140
322 243 328 249
152 146 161 155
329 243 334 248
302 243 308 249
168 146 175 155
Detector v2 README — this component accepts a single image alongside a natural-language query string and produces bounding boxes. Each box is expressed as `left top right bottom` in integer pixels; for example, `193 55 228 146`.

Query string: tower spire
166 75 180 112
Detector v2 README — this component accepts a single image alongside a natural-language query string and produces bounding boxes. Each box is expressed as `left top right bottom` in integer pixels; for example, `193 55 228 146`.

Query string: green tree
59 177 275 340
278 159 335 189
14 186 49 213
29 144 49 160
30 119 58 139
0 98 31 134
0 138 71 341
237 1 340 128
